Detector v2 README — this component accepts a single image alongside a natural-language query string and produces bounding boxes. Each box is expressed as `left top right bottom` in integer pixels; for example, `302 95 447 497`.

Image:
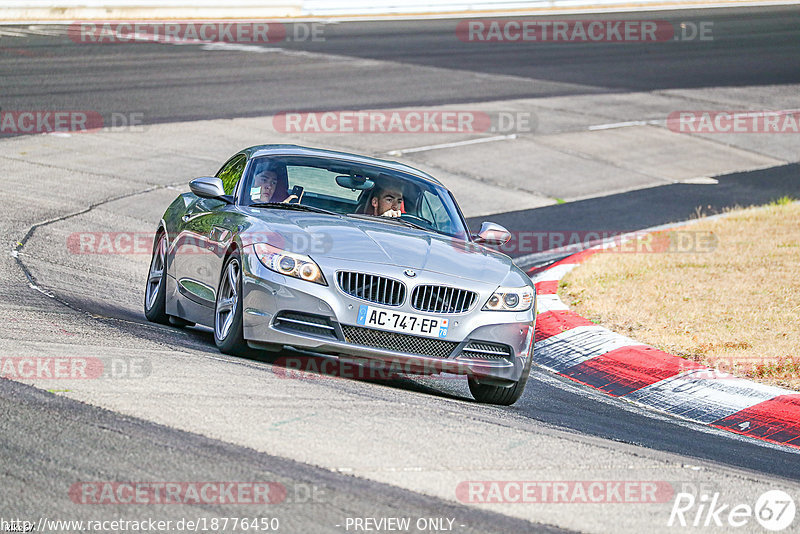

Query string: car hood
241 210 516 284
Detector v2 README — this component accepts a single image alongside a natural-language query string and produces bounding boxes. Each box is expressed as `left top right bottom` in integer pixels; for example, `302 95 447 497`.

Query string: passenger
251 168 298 203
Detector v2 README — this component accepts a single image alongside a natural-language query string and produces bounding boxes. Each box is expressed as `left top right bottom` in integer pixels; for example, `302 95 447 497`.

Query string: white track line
386 134 517 157
588 119 663 131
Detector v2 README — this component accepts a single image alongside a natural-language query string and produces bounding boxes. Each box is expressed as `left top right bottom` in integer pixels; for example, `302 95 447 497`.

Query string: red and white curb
529 248 800 450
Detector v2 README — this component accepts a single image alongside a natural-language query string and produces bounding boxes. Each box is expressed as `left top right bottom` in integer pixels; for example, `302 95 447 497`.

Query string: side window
419 191 433 220
420 190 451 233
216 154 247 196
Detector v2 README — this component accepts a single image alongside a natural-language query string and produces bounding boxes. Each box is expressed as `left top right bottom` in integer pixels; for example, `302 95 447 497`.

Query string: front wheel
468 353 532 406
214 253 248 355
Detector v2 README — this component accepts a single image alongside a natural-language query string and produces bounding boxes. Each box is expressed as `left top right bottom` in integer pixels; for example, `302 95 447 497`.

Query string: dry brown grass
559 199 800 390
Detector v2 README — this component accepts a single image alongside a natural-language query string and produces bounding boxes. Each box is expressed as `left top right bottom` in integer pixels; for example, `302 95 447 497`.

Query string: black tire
214 252 249 355
144 231 170 325
468 351 533 406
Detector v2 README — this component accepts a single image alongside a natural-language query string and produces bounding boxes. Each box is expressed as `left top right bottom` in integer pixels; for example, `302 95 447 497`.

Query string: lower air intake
458 341 513 361
342 325 458 359
274 311 338 340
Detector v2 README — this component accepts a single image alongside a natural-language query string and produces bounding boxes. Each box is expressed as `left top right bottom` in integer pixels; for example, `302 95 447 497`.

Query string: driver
251 169 297 203
368 180 405 218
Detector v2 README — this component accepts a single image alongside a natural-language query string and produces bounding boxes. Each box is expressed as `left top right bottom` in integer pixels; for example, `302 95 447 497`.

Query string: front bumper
240 250 536 386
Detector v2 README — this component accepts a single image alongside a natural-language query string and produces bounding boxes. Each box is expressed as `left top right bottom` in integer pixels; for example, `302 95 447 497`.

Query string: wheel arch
153 220 172 275
221 240 242 272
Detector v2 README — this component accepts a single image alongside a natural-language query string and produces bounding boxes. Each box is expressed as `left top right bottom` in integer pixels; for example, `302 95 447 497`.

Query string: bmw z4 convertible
144 145 536 405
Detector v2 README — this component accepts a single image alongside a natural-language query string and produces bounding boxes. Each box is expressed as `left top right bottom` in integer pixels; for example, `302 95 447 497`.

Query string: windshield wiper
248 203 339 216
392 218 429 232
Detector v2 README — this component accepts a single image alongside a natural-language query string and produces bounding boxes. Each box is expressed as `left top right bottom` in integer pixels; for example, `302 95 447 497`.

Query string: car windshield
241 155 469 238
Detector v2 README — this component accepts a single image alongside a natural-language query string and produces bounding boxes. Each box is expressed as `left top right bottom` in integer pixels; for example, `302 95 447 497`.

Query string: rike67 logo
668 490 796 531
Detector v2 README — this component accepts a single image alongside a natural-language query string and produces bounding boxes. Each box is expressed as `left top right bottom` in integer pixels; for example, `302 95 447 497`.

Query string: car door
173 154 247 308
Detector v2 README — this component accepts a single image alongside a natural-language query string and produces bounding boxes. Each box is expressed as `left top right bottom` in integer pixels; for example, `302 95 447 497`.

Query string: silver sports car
144 145 536 405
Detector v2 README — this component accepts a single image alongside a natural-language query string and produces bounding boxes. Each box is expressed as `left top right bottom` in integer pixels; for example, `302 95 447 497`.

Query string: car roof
244 144 443 186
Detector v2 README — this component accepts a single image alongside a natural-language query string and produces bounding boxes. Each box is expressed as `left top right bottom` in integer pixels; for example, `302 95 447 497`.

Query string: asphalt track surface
2 6 800 532
1 7 799 123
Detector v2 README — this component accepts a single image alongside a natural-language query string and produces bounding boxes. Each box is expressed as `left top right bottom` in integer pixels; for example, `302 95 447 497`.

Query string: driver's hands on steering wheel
380 209 402 218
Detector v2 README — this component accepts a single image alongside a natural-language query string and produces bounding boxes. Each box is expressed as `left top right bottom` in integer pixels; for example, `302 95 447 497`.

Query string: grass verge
559 197 800 390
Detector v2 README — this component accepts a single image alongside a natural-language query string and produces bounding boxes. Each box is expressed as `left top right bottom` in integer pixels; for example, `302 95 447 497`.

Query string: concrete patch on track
535 125 784 184
367 89 794 203
1 85 784 216
403 135 666 200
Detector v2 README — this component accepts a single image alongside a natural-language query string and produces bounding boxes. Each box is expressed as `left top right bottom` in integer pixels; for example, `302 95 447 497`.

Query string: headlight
483 286 534 311
253 243 326 285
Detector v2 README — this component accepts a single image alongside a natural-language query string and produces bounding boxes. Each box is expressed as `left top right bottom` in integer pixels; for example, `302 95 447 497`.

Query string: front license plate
356 305 449 339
